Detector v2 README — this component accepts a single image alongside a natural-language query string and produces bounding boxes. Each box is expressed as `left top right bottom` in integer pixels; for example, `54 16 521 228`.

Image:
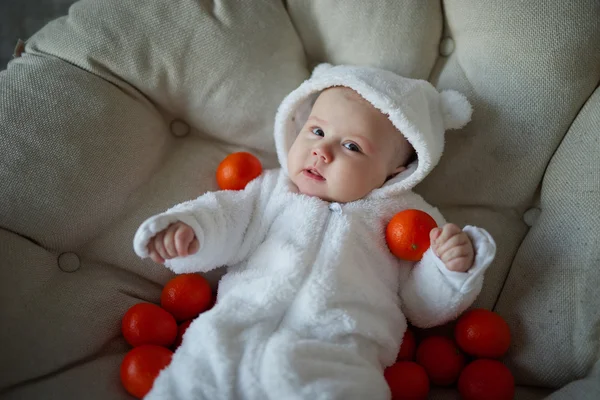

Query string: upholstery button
439 37 455 57
58 252 81 272
523 207 541 227
170 119 190 137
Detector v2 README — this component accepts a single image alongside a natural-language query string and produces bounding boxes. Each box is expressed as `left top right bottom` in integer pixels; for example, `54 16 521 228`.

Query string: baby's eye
311 127 325 137
344 142 361 152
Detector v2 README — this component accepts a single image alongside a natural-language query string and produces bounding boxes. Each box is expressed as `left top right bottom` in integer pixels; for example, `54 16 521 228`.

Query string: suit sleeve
133 173 273 273
398 204 497 328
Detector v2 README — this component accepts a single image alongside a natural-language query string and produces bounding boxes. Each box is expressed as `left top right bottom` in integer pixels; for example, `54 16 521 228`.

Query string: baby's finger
441 245 471 264
148 241 165 264
174 225 194 256
445 256 471 272
436 224 462 245
436 234 469 258
149 250 165 264
163 225 179 258
430 228 442 243
154 231 170 260
188 238 200 255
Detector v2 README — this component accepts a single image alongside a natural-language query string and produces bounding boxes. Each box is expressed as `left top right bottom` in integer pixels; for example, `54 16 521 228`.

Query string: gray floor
1 0 75 69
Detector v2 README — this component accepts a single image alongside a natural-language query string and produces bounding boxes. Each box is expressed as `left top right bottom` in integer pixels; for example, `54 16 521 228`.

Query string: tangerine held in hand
386 209 438 261
216 152 262 190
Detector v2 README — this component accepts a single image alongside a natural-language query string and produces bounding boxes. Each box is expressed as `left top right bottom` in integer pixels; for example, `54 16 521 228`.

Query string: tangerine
396 328 416 362
384 361 430 400
161 273 212 321
172 320 193 350
386 209 437 261
216 152 262 190
458 359 515 400
120 345 173 399
121 303 178 348
455 308 511 358
416 336 465 386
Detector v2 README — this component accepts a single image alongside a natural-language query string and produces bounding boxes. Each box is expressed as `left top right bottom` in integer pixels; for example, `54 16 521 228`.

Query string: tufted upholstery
1 1 599 399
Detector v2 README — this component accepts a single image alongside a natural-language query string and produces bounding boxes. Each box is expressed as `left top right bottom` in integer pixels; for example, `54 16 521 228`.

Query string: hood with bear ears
273 63 472 198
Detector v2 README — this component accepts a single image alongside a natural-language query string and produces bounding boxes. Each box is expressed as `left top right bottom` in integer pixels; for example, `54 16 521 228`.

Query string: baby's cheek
287 142 302 169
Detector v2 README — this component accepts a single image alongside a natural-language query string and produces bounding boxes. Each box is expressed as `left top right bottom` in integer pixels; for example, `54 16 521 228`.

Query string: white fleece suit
133 64 496 400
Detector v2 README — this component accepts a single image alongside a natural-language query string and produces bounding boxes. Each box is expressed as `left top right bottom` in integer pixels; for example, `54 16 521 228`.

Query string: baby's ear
387 165 407 181
439 90 472 130
393 165 407 175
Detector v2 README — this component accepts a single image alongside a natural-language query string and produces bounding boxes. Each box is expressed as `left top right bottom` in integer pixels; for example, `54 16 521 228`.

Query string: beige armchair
1 1 599 398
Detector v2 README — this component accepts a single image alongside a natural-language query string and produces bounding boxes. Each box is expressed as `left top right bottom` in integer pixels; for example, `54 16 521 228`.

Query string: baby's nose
312 146 331 162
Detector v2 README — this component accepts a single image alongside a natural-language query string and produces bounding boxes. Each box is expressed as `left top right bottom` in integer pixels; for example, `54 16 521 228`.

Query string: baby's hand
430 224 474 272
148 222 200 264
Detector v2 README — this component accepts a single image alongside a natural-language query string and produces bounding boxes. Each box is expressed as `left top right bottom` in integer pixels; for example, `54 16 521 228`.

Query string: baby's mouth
303 168 326 181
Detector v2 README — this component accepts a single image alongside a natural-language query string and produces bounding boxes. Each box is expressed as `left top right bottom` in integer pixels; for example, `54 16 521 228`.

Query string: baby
133 64 496 400
149 87 474 272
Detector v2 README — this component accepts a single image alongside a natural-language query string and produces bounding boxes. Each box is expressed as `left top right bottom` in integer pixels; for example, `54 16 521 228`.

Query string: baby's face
287 87 412 203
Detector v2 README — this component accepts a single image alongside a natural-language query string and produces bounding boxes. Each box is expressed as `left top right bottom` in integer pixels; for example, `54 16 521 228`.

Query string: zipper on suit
329 202 343 213
269 203 339 334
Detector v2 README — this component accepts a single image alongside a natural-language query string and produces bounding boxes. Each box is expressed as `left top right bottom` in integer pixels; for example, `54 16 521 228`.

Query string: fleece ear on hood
273 63 472 198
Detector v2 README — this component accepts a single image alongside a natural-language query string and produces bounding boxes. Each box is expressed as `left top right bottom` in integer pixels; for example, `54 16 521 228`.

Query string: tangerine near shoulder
386 209 437 261
216 152 262 190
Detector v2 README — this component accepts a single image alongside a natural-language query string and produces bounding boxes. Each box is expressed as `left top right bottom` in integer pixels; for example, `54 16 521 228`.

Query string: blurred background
1 0 75 69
